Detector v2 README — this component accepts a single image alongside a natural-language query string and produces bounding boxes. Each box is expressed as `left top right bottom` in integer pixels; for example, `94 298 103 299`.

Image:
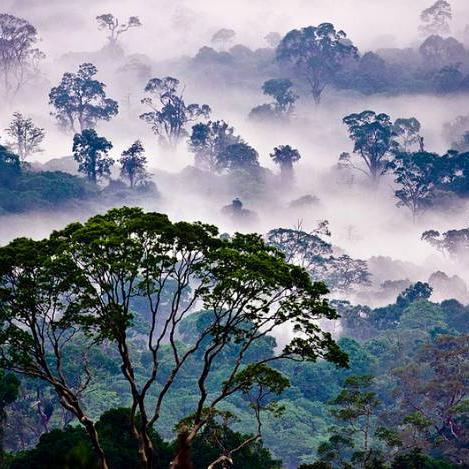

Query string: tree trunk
135 428 155 469
82 419 109 469
170 432 194 469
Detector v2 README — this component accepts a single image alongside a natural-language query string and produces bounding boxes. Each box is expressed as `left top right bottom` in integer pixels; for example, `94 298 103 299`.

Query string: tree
314 376 391 469
266 224 371 292
419 36 465 69
72 129 114 184
266 223 332 271
270 145 301 182
421 228 469 258
392 335 468 465
96 14 142 45
262 78 298 116
217 142 260 172
0 238 110 468
320 255 371 293
0 14 44 100
49 63 119 133
211 28 236 50
389 151 437 221
0 144 21 186
342 111 397 182
140 77 211 147
396 282 432 308
0 371 19 464
188 120 242 172
119 140 148 188
419 1 452 36
276 24 358 104
393 118 424 153
0 207 348 469
177 366 287 469
5 112 45 162
434 64 463 94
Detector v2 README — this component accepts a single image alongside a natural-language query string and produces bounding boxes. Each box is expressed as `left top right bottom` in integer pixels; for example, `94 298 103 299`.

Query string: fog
2 0 469 308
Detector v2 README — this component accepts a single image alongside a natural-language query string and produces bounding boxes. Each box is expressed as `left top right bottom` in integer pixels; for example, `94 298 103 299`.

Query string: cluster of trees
266 222 371 293
340 110 469 220
0 210 466 467
0 143 91 213
0 207 347 468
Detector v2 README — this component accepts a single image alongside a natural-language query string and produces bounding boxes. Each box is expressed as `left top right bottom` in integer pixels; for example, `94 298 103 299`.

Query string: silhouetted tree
396 282 433 308
49 63 118 133
72 129 114 184
342 111 397 182
422 227 469 258
0 14 44 100
5 112 45 161
390 151 437 221
419 1 452 36
119 140 148 188
96 14 142 45
270 144 301 182
393 118 424 152
140 76 210 147
263 79 298 115
211 28 236 50
189 120 242 171
217 142 260 172
276 24 358 103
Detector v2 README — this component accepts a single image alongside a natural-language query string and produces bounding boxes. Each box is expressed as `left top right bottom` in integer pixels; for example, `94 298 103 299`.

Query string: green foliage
72 128 114 183
276 23 358 103
49 63 118 132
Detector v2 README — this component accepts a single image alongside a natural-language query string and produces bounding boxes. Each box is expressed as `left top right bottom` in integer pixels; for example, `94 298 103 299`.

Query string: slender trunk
83 419 109 469
170 432 194 469
134 425 155 469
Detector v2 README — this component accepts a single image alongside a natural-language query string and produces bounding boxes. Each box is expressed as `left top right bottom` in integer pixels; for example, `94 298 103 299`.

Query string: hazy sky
6 0 469 61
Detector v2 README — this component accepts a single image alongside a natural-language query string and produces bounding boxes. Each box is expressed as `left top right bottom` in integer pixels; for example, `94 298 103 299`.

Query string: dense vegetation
0 1 468 468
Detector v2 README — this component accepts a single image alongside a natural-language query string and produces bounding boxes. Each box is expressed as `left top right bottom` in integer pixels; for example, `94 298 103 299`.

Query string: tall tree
390 151 437 221
72 129 114 184
96 14 142 45
0 14 44 100
276 24 358 104
314 376 396 469
419 1 452 36
270 145 301 182
392 335 468 465
393 118 424 153
342 111 397 182
0 207 348 469
5 112 45 162
140 77 211 147
217 142 260 172
421 227 469 258
119 140 148 188
49 63 119 133
262 79 298 116
211 28 236 50
0 238 110 468
189 120 242 172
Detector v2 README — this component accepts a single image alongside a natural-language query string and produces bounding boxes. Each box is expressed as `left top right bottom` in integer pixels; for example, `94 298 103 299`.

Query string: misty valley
0 1 468 468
